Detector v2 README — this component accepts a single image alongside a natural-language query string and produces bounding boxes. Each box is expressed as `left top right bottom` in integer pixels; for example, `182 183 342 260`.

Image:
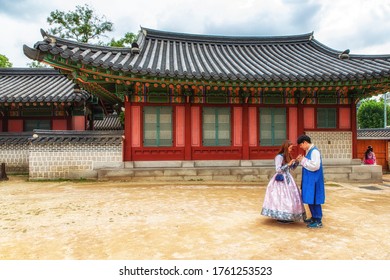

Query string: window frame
24 119 51 132
259 107 287 146
202 106 231 147
317 107 337 128
143 106 173 147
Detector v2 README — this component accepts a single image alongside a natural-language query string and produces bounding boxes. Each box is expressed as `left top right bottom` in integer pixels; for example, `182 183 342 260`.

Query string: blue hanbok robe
301 146 325 205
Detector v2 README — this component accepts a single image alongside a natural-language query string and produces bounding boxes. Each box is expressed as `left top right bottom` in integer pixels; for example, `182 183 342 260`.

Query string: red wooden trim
7 119 23 132
184 104 192 159
192 147 242 160
242 104 249 159
132 147 185 161
339 107 351 129
191 106 201 147
233 106 242 146
124 101 132 161
303 107 315 129
249 147 279 159
175 106 185 147
248 106 257 146
131 106 141 147
297 101 304 136
52 119 67 130
288 107 298 144
351 99 357 158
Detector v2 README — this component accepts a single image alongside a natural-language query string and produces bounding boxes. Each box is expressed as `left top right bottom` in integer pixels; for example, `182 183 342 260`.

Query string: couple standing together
261 135 325 229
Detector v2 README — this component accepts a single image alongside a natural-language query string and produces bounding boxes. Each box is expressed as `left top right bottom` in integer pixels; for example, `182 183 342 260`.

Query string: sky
1 0 390 67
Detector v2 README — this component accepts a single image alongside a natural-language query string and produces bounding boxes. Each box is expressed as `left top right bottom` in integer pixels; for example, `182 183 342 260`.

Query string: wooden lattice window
317 108 337 128
259 108 286 146
24 119 51 131
202 107 231 146
143 106 172 147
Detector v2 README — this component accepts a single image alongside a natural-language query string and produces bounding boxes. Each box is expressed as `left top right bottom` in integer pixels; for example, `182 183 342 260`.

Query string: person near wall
261 140 306 224
363 145 376 165
296 135 325 229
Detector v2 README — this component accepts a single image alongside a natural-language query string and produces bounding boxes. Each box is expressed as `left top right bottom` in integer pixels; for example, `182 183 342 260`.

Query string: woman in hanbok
261 140 306 223
363 145 376 165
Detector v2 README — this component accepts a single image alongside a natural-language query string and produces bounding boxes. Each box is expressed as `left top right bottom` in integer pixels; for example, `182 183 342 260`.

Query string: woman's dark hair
277 140 293 164
365 145 374 159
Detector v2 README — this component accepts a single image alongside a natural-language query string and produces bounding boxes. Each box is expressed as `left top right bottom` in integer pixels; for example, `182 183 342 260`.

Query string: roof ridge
141 27 314 44
0 67 59 75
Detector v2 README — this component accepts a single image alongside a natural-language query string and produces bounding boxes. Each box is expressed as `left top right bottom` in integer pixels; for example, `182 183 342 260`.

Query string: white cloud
1 0 389 67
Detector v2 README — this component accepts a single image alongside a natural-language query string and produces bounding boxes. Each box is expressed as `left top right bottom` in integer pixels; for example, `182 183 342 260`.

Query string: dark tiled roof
29 129 123 145
0 132 31 145
24 27 390 83
0 68 90 103
88 114 123 130
357 128 390 139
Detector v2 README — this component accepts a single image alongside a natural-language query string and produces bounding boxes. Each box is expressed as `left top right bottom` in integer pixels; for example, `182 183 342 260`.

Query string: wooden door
357 139 388 170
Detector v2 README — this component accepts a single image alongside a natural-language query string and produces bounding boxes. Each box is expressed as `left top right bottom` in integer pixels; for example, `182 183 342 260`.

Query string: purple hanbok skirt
261 173 306 221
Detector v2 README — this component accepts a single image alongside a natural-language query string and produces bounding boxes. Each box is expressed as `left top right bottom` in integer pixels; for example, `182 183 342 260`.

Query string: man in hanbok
296 135 325 228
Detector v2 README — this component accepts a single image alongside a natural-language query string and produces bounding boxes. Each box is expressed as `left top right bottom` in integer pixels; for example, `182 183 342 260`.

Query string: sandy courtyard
1 175 390 260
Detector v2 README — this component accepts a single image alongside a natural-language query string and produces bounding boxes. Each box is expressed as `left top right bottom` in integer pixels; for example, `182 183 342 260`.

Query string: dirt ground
1 175 390 260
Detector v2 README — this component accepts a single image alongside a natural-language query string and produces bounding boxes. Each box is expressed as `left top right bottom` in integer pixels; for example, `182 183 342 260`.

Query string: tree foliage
109 32 136 47
0 54 13 67
27 61 51 68
47 4 113 43
357 98 390 128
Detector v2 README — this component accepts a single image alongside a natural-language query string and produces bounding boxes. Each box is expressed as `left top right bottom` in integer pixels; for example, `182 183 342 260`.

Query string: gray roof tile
29 129 123 145
0 68 90 103
358 128 390 139
88 114 123 130
24 27 390 83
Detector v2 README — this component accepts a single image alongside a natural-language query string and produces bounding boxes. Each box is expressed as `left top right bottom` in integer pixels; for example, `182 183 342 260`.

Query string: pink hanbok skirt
261 173 306 221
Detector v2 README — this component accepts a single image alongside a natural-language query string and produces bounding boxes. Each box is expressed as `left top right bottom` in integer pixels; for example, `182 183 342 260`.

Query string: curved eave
23 44 44 61
25 28 390 85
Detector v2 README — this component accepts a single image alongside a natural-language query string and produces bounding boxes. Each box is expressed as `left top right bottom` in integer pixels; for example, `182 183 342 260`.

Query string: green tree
109 32 136 47
0 54 13 67
27 61 51 68
357 98 390 128
47 4 113 43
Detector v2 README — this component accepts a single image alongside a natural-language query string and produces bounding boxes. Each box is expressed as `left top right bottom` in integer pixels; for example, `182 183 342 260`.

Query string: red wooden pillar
296 96 305 155
242 104 249 159
184 103 192 160
351 98 358 158
124 100 132 161
297 98 304 137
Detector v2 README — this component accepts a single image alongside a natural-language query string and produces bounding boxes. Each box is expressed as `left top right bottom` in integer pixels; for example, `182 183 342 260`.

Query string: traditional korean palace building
0 68 91 132
21 27 390 181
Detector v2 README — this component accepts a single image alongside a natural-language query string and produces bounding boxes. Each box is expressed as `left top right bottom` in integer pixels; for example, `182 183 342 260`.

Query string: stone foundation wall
29 143 123 179
27 130 124 180
98 160 383 183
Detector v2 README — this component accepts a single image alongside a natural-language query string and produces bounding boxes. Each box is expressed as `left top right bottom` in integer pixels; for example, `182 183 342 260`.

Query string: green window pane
143 106 172 147
317 108 336 128
202 107 231 146
24 119 51 131
259 108 286 146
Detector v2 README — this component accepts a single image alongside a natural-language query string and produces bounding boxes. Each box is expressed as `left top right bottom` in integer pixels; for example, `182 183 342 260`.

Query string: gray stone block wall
0 144 29 173
306 131 352 159
29 143 122 179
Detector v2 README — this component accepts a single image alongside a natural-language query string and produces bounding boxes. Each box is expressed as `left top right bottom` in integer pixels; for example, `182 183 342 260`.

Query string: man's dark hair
297 134 311 145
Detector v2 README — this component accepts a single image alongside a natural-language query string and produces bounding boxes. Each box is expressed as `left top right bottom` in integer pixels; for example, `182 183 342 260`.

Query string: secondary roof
0 68 89 103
